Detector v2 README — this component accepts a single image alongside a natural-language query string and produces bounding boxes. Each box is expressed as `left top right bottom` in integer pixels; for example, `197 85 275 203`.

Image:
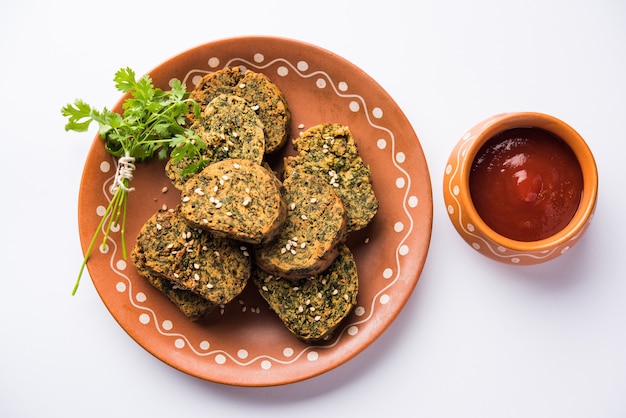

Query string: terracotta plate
78 36 433 386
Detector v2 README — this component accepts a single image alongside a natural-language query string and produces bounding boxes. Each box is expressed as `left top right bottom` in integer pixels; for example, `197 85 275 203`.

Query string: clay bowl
443 112 598 265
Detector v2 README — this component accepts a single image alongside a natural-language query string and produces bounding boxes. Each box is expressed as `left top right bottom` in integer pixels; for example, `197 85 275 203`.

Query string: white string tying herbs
111 155 136 194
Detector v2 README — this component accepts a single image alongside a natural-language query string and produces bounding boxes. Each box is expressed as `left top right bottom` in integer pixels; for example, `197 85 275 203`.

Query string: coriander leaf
61 100 96 132
62 67 204 295
170 79 187 101
113 67 138 93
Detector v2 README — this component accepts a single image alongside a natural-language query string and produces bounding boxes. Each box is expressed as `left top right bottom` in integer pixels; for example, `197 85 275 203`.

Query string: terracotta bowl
443 112 598 265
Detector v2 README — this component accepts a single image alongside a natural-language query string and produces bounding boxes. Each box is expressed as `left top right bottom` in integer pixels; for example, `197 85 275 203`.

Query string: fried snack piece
189 66 290 154
254 244 358 343
255 168 346 279
132 207 250 306
166 93 265 190
283 123 378 232
132 248 215 321
180 159 287 244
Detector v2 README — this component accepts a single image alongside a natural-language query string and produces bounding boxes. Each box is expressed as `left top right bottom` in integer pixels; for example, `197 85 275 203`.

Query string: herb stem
101 187 123 248
120 183 130 259
63 67 201 295
72 187 120 295
73 175 132 295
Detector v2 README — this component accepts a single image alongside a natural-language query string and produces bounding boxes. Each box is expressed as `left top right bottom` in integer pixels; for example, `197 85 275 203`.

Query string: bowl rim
457 111 598 252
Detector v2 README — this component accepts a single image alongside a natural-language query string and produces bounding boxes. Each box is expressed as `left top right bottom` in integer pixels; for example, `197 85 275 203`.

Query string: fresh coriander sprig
62 67 205 295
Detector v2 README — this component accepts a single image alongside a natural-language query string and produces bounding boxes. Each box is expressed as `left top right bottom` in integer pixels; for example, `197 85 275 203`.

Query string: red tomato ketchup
469 127 583 242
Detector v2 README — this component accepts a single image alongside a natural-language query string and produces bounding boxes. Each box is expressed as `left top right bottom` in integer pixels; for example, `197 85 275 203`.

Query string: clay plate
78 36 433 386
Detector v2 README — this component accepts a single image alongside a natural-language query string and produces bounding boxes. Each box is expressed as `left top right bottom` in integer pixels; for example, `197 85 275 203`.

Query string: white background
1 0 625 417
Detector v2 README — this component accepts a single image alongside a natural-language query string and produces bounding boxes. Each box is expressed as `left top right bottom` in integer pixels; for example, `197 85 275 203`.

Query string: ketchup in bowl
469 127 583 242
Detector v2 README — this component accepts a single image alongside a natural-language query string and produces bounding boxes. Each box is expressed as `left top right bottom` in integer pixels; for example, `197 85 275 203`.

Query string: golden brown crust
283 123 378 232
132 207 250 306
180 159 287 244
132 247 215 321
254 168 346 279
166 93 265 190
189 66 290 154
253 244 358 343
